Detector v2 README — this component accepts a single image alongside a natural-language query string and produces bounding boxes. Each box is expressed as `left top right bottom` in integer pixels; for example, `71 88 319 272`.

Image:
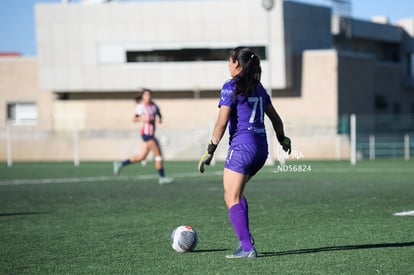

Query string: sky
0 0 413 57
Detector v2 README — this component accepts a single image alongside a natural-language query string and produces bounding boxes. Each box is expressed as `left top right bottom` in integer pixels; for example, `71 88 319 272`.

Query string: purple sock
240 196 250 232
229 203 253 252
240 196 248 212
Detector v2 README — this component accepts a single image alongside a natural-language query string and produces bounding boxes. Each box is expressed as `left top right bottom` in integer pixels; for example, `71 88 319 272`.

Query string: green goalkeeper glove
198 141 217 173
278 136 292 154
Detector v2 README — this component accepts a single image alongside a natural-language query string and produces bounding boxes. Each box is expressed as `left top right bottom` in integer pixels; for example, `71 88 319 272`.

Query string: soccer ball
170 225 198 253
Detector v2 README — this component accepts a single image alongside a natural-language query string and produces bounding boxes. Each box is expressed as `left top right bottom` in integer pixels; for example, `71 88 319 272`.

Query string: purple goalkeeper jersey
219 79 271 146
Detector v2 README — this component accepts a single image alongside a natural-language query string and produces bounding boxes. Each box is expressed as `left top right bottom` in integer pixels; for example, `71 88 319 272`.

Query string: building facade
1 0 414 162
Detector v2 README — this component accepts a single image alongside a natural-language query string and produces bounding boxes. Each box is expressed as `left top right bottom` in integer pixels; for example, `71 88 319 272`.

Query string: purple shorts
224 143 268 176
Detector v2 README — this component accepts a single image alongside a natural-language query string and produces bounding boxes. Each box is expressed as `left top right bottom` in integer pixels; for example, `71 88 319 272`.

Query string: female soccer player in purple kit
198 47 291 258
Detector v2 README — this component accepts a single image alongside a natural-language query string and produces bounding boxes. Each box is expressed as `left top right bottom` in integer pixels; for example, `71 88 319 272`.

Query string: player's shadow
194 249 228 253
260 241 414 257
0 211 48 217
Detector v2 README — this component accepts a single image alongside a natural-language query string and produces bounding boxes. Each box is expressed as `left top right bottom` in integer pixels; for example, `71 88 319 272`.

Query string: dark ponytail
230 47 262 97
135 88 152 103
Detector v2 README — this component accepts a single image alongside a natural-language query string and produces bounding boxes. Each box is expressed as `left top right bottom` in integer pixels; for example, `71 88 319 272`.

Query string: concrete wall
0 57 53 130
278 49 348 160
337 52 375 116
0 51 350 162
283 1 332 91
3 1 414 162
35 0 288 92
2 54 411 162
374 62 414 114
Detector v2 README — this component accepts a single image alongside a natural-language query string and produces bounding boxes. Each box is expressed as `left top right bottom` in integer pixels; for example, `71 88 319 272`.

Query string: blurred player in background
198 47 291 258
114 88 174 185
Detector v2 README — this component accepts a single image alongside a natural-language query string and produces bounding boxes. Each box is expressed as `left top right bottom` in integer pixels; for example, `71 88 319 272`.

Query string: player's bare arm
198 106 231 173
211 106 231 145
157 109 163 124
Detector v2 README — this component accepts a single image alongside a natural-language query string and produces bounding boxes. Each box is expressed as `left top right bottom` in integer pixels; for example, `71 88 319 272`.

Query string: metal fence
347 113 414 161
1 113 413 165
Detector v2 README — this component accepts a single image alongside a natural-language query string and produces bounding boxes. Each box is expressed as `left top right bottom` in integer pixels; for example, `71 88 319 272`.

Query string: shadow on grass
194 249 228 253
0 212 48 217
260 241 414 258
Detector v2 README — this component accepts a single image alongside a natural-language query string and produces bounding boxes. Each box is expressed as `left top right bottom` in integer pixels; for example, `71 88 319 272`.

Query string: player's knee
155 156 162 162
224 194 241 209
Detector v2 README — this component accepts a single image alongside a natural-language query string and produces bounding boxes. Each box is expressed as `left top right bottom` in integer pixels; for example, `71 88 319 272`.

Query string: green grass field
1 160 413 274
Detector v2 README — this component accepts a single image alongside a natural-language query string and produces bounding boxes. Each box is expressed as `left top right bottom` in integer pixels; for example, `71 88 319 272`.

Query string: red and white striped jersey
135 102 160 136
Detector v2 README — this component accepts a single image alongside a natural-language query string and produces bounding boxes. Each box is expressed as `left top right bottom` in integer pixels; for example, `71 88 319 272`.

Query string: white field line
0 171 223 186
271 166 414 174
313 167 414 173
394 210 414 216
278 167 414 173
1 166 412 186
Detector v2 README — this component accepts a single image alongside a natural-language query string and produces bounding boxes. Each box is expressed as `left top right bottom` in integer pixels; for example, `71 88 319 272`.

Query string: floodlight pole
262 0 275 165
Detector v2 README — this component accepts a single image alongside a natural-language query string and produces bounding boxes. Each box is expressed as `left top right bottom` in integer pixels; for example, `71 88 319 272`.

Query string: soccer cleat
234 235 255 254
159 177 174 185
225 247 257 259
113 161 122 176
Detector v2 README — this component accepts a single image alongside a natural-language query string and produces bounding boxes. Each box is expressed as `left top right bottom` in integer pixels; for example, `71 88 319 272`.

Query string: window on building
126 47 267 63
375 95 388 111
407 53 414 78
381 42 400 63
334 38 401 63
7 102 38 125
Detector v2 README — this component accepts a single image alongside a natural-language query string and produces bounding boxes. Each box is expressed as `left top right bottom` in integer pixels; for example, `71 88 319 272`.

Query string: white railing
1 114 412 166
